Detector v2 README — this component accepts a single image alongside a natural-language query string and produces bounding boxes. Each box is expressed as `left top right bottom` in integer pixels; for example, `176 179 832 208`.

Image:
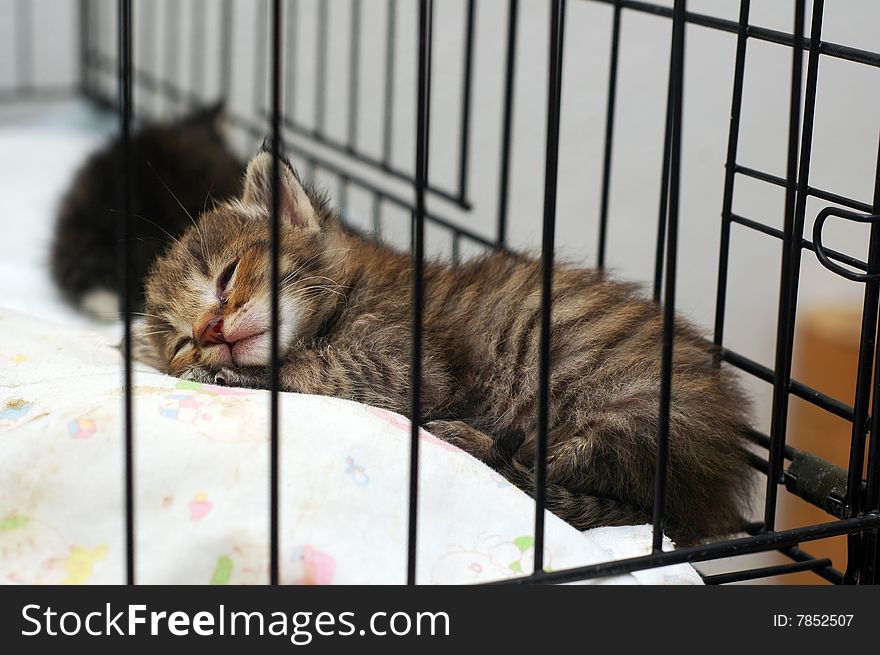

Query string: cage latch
784 451 848 518
812 208 880 283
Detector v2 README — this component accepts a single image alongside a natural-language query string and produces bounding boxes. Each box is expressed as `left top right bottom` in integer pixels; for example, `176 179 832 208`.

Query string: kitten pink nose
197 317 225 346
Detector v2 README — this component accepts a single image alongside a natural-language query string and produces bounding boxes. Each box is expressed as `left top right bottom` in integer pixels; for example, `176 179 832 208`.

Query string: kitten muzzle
198 317 226 346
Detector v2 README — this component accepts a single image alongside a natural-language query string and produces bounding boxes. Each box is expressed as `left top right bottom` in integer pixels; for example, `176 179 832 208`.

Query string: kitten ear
241 141 318 232
184 100 226 133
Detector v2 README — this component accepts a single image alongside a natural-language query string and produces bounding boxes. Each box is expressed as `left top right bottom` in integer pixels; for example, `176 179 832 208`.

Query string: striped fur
142 151 754 546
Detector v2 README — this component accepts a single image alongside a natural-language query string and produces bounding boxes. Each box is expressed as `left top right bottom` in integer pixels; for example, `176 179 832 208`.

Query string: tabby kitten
51 104 243 317
141 145 753 545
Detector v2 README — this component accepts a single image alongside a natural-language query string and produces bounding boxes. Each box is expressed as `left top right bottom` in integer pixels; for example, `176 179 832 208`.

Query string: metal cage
3 0 880 585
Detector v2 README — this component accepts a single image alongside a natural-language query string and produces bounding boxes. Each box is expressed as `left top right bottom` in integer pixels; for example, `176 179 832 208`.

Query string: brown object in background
774 305 864 584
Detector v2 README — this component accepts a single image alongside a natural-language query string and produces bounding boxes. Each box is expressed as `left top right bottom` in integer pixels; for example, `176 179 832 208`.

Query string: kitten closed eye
218 259 238 294
173 338 192 356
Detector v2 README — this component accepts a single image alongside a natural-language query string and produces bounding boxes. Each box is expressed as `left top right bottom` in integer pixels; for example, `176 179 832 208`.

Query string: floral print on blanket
157 380 262 442
67 418 96 439
289 545 336 585
0 515 106 584
1 398 33 431
209 544 335 585
344 456 369 486
430 533 551 584
188 492 213 521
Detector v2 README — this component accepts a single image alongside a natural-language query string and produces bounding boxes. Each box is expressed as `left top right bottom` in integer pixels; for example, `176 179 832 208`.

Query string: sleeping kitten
51 104 243 318
140 145 754 545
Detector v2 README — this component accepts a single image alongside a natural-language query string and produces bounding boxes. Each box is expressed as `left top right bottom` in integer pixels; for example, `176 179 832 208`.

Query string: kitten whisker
129 311 166 320
282 284 349 309
202 182 217 215
283 279 347 298
108 209 184 248
146 159 209 261
303 285 347 299
295 274 350 289
280 247 353 286
281 253 330 285
134 329 173 338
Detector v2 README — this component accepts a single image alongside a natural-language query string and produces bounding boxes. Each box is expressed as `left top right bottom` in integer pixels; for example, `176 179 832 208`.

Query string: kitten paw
211 366 270 390
180 365 219 385
179 365 266 389
424 420 494 462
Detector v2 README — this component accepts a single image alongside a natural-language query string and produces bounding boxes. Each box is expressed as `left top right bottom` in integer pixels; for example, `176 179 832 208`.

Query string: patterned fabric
0 308 701 585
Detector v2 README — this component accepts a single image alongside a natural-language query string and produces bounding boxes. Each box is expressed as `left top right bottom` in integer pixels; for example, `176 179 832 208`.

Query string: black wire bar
407 0 433 585
651 0 686 553
268 0 283 587
533 0 567 575
116 0 135 586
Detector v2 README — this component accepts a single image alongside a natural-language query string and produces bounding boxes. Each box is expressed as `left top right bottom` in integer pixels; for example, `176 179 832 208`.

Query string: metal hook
812 207 880 283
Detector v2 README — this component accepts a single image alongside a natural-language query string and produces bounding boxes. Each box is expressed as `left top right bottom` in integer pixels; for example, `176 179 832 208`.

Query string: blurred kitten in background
50 103 243 319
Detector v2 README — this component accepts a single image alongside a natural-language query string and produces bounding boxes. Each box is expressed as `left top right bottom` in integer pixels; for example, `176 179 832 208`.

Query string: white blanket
0 308 701 584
